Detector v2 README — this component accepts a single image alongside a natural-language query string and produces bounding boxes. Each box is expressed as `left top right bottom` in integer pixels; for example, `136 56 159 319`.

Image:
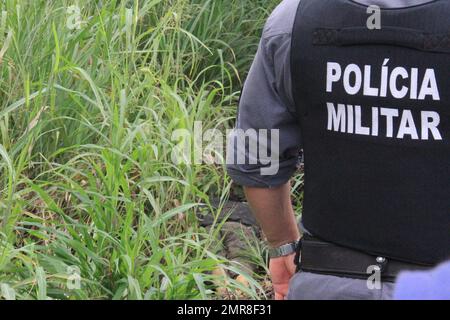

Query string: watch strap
269 240 300 259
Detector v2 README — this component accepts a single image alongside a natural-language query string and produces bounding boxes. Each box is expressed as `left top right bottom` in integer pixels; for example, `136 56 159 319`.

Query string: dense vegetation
0 0 284 299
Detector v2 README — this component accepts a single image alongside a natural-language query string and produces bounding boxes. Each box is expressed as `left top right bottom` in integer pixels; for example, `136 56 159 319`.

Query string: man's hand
270 253 297 300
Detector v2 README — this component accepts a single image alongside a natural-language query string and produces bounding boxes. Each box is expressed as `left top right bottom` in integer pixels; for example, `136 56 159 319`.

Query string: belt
297 235 432 282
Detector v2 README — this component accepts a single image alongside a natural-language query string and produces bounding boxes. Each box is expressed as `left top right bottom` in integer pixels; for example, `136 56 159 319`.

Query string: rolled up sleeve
226 0 302 188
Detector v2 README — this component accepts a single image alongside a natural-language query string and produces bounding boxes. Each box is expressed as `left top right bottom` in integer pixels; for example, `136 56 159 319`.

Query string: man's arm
226 0 302 300
245 182 300 300
244 182 299 248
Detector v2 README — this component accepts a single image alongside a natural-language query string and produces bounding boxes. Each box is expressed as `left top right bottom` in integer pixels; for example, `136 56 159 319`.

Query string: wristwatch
268 240 300 259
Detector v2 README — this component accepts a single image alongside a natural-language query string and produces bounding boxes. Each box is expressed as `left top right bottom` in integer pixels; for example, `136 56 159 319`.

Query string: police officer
227 0 450 300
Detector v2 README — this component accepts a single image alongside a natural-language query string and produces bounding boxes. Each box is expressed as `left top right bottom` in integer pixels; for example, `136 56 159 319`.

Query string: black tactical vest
291 0 450 265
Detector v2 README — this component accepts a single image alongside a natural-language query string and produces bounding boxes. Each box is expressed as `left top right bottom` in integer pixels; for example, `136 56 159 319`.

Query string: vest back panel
291 0 450 265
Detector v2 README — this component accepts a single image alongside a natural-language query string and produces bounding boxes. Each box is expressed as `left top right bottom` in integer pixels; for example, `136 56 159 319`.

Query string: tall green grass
0 0 279 299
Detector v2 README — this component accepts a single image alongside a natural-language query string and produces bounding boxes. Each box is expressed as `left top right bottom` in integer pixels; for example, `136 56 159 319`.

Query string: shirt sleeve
226 0 302 188
394 261 450 300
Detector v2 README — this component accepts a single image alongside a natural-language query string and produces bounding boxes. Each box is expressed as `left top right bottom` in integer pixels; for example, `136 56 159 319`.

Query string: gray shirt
226 0 436 188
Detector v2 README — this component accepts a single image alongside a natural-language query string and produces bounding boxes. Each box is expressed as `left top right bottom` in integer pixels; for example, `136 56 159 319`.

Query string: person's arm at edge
244 182 300 300
226 0 303 300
